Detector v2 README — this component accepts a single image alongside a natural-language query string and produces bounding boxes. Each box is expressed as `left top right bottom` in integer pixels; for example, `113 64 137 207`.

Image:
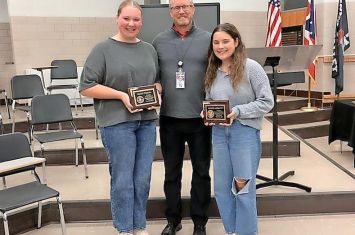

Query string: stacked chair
0 132 66 235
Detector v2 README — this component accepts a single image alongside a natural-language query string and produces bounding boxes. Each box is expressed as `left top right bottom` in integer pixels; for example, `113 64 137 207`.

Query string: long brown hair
117 0 142 16
204 23 246 90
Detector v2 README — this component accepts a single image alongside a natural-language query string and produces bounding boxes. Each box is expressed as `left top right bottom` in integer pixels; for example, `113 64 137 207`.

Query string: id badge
176 69 185 89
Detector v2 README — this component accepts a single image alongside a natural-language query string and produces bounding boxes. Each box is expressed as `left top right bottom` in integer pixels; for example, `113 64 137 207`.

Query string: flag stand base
276 95 284 102
301 102 318 112
300 76 317 112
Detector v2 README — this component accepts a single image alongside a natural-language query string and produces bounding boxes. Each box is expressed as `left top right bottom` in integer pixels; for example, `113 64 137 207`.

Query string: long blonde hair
204 23 246 90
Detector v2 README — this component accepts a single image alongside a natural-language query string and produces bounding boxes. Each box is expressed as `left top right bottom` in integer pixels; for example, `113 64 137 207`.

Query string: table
328 99 355 167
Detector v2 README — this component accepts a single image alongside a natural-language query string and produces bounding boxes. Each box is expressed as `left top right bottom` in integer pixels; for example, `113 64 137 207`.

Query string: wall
7 0 121 75
7 0 119 17
320 0 355 2
10 16 116 71
0 0 9 22
161 0 268 11
5 0 355 96
0 0 15 92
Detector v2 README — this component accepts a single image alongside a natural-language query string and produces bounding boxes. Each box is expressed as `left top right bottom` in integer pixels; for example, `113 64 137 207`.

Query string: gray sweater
152 26 211 118
206 58 274 130
79 38 159 127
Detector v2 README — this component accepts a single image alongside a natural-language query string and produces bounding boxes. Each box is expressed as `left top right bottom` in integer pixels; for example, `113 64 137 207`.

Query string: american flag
304 0 317 82
266 0 282 47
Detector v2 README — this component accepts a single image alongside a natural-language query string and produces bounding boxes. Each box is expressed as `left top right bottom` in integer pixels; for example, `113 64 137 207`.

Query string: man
152 1 211 235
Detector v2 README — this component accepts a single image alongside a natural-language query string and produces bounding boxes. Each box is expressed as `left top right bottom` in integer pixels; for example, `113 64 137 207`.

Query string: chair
0 112 4 134
30 94 88 178
1 112 5 185
48 59 83 115
95 116 99 140
10 74 45 140
0 113 4 187
0 89 11 119
0 133 66 235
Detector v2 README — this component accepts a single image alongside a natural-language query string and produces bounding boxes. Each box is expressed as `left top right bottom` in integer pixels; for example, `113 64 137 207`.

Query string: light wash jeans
100 120 156 233
212 121 260 235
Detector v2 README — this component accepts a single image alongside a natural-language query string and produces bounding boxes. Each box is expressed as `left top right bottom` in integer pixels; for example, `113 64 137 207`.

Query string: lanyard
174 33 196 69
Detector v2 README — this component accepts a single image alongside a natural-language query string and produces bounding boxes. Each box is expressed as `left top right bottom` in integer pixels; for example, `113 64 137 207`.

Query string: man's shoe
193 225 206 235
161 222 182 235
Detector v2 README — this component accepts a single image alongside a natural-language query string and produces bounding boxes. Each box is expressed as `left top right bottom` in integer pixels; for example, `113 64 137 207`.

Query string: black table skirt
329 99 355 155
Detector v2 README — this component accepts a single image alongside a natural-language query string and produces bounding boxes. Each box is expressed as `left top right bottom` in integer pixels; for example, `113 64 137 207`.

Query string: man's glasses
170 5 193 12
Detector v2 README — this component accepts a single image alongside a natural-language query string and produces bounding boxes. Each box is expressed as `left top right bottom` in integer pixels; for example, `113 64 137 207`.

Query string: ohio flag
304 0 317 82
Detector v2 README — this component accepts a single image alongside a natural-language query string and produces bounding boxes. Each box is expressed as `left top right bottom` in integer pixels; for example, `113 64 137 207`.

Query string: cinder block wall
5 1 355 96
10 16 116 73
0 23 15 93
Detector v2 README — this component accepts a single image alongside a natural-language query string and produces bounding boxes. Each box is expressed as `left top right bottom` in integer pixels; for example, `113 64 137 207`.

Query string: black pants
159 115 211 226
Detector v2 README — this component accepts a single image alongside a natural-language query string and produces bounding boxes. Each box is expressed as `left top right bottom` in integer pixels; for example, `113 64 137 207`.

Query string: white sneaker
118 232 133 235
133 229 149 235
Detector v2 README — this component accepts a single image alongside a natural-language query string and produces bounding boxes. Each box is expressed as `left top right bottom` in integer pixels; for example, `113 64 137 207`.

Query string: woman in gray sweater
202 23 274 235
80 1 160 235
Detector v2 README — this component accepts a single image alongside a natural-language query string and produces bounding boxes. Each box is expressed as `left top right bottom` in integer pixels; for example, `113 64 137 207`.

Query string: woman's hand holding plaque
128 85 160 110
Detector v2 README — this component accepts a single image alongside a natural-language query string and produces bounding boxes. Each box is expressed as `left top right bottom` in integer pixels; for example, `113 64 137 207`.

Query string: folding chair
48 59 83 115
0 132 66 235
30 94 88 178
0 89 10 119
0 112 4 134
10 74 45 140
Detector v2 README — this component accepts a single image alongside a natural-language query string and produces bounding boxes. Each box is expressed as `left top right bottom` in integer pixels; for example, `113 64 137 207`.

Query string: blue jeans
100 120 156 233
212 121 260 235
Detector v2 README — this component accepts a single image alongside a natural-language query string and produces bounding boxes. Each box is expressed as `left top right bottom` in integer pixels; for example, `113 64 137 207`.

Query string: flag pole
301 76 318 112
335 93 343 153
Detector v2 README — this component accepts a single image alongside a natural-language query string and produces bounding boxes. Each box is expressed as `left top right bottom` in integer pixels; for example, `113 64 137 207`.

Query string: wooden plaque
203 100 230 124
128 85 159 109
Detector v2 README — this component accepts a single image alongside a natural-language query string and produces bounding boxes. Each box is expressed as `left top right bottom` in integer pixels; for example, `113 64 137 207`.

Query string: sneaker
134 229 149 235
118 232 133 235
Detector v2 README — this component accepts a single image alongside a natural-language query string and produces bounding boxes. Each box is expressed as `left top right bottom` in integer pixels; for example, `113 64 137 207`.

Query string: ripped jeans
212 121 260 235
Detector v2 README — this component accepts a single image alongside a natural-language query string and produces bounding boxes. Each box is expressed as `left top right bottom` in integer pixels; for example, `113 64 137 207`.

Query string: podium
246 45 322 192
